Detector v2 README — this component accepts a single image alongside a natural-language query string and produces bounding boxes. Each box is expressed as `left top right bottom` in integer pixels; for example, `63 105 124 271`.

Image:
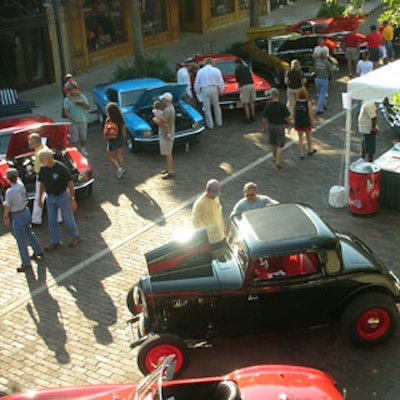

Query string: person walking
381 20 395 63
345 26 361 77
234 58 256 123
294 87 316 160
358 101 379 162
314 50 332 115
230 181 278 217
153 92 176 179
28 132 49 225
63 86 90 157
261 88 291 170
37 148 80 250
313 37 330 59
192 179 225 254
105 102 126 179
194 58 224 129
366 25 381 68
284 59 306 120
3 168 43 273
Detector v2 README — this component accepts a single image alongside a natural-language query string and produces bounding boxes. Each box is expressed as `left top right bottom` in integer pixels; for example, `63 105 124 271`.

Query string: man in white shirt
176 63 192 100
358 101 378 162
313 37 330 59
194 58 224 129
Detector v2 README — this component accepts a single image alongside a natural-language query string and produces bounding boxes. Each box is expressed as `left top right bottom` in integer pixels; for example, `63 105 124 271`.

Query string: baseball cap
65 73 73 79
6 168 19 179
160 92 173 101
206 179 220 198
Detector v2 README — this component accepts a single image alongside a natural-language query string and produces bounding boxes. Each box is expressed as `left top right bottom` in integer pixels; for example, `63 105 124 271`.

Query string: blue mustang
92 78 205 152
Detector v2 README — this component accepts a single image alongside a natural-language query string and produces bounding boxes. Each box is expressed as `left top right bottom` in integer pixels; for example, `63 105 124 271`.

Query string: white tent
343 60 400 201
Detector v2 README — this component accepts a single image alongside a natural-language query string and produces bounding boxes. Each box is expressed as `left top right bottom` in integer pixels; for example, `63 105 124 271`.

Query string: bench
0 88 36 117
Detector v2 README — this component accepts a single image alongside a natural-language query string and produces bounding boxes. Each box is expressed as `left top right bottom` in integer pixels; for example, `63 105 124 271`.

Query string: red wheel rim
145 345 184 373
356 308 391 340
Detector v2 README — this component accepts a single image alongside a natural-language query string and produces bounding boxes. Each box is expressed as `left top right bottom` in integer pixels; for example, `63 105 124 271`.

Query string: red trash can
348 160 380 215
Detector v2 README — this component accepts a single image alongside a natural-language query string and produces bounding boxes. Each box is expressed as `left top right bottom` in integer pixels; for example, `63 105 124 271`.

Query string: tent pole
344 98 352 206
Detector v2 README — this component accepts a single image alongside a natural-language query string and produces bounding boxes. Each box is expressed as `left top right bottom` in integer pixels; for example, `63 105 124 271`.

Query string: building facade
1 0 284 90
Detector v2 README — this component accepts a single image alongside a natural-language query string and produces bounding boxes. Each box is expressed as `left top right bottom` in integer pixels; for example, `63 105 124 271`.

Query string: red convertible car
184 54 272 109
2 355 345 399
0 115 94 200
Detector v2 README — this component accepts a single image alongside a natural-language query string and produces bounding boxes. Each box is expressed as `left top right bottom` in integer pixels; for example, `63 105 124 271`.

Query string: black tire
86 183 93 197
127 288 138 315
137 334 188 377
342 293 399 347
97 106 106 126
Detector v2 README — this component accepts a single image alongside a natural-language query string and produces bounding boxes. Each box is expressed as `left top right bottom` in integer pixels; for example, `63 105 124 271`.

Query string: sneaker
44 242 61 252
68 237 81 247
160 169 168 175
161 172 176 180
17 265 32 273
116 168 125 179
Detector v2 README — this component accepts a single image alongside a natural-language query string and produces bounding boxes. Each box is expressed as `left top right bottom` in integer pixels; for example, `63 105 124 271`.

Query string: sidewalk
20 0 381 123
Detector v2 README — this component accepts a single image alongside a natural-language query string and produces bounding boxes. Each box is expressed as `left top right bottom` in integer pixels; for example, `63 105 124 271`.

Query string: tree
130 0 144 61
250 0 261 27
346 0 400 25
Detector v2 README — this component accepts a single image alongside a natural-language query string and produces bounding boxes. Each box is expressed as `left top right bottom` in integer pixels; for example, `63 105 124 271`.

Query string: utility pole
130 0 144 62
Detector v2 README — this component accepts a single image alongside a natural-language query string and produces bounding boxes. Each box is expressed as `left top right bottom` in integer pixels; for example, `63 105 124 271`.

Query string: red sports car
184 54 272 109
288 14 365 35
0 115 94 201
2 355 345 399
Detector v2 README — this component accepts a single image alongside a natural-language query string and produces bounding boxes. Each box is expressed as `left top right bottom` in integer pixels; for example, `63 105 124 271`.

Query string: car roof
232 203 337 258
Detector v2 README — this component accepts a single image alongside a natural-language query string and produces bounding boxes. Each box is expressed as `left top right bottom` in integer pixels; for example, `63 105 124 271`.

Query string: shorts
345 47 359 62
268 123 286 148
363 133 376 154
160 136 174 156
107 137 124 152
69 122 87 144
239 84 256 104
368 48 380 62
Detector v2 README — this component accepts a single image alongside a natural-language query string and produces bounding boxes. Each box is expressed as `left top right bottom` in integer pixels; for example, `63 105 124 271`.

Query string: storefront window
140 0 166 36
239 0 250 10
210 0 234 17
83 0 127 52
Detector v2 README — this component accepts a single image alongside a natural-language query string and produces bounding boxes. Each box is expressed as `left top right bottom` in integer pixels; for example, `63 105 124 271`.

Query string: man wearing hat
2 168 43 273
192 179 226 252
37 148 80 250
154 92 176 179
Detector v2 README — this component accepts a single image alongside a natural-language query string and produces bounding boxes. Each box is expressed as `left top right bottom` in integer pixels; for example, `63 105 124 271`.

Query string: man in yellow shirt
381 21 394 62
192 179 226 254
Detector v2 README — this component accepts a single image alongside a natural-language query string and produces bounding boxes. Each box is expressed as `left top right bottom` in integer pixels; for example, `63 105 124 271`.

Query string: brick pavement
1 61 400 399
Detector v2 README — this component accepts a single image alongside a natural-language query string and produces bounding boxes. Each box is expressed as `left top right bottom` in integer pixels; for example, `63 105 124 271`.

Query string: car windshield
134 355 176 400
0 132 11 156
120 89 146 108
215 60 236 76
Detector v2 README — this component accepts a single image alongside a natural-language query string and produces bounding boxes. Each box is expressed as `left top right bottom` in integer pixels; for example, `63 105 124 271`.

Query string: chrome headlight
192 121 200 129
77 172 89 183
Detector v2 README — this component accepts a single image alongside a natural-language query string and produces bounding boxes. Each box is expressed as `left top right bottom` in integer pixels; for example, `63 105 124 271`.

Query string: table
374 144 400 211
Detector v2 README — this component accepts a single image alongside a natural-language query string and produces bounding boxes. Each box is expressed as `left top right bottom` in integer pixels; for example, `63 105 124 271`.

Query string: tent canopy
347 59 400 101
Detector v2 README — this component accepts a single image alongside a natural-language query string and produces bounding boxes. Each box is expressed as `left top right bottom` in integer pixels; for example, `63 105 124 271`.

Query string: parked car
242 34 339 86
288 14 365 35
1 354 346 400
379 97 400 134
0 115 94 201
183 53 272 109
324 31 367 58
127 203 400 376
92 78 204 152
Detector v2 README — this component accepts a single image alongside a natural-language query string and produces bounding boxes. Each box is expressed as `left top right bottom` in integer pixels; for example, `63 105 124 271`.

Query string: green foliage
346 0 400 25
113 54 175 82
317 2 345 18
225 42 249 61
391 92 400 112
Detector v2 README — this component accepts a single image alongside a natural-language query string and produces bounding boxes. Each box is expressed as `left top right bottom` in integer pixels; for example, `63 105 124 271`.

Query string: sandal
308 149 317 155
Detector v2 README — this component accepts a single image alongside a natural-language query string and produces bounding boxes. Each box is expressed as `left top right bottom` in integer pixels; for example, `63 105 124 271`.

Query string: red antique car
0 115 94 201
184 53 272 109
1 355 345 399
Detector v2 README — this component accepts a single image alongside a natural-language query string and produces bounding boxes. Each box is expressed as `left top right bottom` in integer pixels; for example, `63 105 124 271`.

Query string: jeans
12 208 43 266
315 77 329 113
46 190 79 244
385 41 394 60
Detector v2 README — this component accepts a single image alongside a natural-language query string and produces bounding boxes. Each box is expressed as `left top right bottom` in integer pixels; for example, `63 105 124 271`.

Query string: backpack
103 118 119 140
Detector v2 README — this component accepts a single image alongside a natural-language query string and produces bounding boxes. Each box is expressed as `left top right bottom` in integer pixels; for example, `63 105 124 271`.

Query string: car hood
134 83 187 109
229 365 343 399
6 122 70 159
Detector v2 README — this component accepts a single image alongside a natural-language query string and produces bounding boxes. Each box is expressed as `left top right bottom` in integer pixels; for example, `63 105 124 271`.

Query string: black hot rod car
127 203 400 376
